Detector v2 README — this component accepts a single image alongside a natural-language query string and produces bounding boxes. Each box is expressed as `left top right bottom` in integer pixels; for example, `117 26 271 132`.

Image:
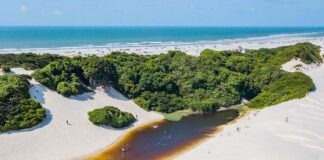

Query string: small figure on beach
237 127 241 132
66 120 71 125
286 117 288 123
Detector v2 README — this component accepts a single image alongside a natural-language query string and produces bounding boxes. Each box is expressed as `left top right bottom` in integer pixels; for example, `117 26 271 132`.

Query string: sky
0 0 324 26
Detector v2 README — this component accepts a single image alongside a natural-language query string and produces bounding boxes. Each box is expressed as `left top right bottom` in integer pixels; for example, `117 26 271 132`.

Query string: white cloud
53 10 63 15
20 5 29 11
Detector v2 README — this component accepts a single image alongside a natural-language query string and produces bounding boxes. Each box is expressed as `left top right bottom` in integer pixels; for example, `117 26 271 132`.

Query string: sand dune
0 69 163 160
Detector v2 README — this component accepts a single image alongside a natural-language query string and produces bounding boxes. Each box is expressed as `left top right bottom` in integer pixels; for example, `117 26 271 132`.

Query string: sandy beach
0 34 324 57
0 35 324 160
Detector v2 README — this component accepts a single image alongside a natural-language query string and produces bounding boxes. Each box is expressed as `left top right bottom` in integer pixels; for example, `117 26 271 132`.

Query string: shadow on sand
98 119 138 131
69 92 95 101
30 83 47 104
311 86 317 92
104 87 130 101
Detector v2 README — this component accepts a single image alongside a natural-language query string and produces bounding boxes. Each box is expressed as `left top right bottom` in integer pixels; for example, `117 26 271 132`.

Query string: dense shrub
56 81 88 97
78 56 118 86
0 74 46 132
32 60 90 97
88 106 136 128
107 43 321 112
1 65 11 73
248 72 314 108
30 42 322 112
0 53 65 70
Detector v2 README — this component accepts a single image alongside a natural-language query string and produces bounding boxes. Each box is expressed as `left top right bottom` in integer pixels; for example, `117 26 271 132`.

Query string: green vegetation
32 60 91 97
248 72 314 108
1 65 11 73
88 106 136 128
163 109 193 121
0 74 46 132
30 42 321 112
0 43 319 131
78 56 118 86
0 53 65 70
271 42 323 65
32 56 118 97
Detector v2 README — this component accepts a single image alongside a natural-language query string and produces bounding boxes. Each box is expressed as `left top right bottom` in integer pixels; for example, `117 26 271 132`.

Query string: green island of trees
32 43 322 112
88 106 136 128
0 74 46 132
1 42 321 115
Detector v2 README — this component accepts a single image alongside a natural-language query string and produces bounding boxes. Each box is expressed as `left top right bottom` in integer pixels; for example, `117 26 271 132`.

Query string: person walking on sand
286 117 288 123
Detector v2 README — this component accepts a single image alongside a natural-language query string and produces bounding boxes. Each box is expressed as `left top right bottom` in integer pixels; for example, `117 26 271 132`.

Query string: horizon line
1 25 324 28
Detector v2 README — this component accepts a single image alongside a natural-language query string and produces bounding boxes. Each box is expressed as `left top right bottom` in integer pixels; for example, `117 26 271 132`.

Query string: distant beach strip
1 27 324 55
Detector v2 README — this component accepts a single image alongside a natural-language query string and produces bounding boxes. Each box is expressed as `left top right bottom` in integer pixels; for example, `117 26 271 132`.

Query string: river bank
82 109 239 160
175 56 324 160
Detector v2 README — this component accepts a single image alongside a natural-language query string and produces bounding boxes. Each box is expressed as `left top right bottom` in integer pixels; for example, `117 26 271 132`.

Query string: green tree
88 106 136 128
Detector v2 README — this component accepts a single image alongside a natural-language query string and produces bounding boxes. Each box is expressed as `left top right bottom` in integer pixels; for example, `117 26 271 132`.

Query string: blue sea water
0 26 324 49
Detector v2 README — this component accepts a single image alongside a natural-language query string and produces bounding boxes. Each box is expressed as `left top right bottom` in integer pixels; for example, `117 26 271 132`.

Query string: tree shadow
311 86 317 92
69 92 95 101
97 119 138 131
30 83 47 104
1 109 53 135
104 87 130 101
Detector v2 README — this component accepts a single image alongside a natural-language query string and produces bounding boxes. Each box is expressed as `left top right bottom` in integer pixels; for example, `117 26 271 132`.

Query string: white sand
176 52 324 160
0 69 163 160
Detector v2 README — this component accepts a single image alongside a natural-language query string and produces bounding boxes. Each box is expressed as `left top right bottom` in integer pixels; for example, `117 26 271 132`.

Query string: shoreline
76 119 165 160
160 109 256 160
0 34 323 57
81 109 244 160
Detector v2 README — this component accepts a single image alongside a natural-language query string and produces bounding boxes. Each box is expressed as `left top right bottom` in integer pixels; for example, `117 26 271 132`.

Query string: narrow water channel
89 109 239 160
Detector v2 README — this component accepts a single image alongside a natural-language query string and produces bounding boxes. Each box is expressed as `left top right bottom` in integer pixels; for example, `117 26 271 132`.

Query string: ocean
0 26 324 49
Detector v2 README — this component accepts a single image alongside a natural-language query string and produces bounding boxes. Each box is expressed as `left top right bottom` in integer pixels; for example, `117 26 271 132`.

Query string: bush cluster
24 42 322 112
0 53 64 70
32 60 91 97
1 65 11 73
248 72 314 108
88 106 136 128
0 74 46 132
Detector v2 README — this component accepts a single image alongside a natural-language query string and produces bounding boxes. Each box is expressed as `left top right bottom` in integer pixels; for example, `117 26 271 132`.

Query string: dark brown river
88 109 239 160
